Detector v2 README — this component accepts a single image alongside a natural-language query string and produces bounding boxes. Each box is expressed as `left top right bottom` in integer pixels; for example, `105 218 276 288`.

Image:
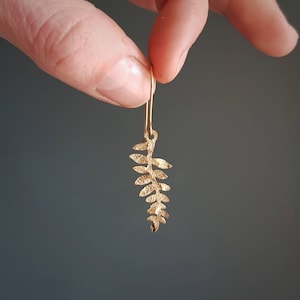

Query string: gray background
0 1 299 299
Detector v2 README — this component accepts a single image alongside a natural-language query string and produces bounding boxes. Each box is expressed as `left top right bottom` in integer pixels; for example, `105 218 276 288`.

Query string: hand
0 0 298 107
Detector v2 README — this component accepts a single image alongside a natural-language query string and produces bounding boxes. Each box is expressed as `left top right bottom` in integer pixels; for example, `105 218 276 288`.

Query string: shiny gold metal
144 66 156 137
130 66 172 232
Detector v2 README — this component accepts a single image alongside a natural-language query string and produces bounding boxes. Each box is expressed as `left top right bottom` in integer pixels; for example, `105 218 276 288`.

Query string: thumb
0 0 150 107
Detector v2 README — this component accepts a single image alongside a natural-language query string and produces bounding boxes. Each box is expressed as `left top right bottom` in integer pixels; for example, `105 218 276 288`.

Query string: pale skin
0 0 298 107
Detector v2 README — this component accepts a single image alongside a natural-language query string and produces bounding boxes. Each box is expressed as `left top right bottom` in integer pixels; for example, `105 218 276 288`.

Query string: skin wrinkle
49 16 94 66
0 0 27 43
29 9 117 88
30 13 59 63
32 12 90 66
23 1 100 62
23 6 71 58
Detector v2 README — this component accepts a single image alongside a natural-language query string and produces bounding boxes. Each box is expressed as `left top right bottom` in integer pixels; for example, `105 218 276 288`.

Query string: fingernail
96 56 150 107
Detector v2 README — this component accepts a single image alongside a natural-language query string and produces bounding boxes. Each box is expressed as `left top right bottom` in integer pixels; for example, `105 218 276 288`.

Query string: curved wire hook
144 66 156 138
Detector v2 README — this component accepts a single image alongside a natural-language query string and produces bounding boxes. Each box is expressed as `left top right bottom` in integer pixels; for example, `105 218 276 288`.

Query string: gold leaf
139 183 156 197
154 202 167 210
132 142 148 151
146 193 169 203
153 169 168 180
129 153 147 164
147 216 160 232
159 183 171 192
147 206 157 215
160 210 169 219
147 202 166 214
132 166 148 174
152 158 172 169
158 216 167 224
159 194 170 203
130 124 171 231
134 175 152 186
145 194 156 203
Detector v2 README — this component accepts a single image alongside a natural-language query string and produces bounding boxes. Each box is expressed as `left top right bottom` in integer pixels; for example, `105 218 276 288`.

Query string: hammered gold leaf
147 216 160 232
158 202 167 210
129 153 147 164
130 128 172 231
147 202 166 214
132 166 148 174
147 215 156 222
160 210 169 219
159 194 170 202
152 158 172 169
159 183 171 192
145 194 156 203
146 193 169 203
153 169 168 180
147 206 157 215
134 175 152 186
139 183 156 197
132 142 148 151
158 215 167 224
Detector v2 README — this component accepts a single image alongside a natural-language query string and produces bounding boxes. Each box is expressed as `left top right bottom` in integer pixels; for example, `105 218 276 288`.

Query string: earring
129 66 172 232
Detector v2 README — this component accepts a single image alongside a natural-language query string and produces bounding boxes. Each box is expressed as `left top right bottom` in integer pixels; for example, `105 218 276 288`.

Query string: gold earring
129 66 172 232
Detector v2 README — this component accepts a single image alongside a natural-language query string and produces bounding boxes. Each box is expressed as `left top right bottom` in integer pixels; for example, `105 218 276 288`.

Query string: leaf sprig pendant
129 67 172 232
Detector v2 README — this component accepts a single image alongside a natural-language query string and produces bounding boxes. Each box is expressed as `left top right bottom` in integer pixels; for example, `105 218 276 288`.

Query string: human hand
0 0 298 107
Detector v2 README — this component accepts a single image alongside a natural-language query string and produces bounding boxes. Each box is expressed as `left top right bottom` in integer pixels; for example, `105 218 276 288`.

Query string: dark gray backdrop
0 1 299 299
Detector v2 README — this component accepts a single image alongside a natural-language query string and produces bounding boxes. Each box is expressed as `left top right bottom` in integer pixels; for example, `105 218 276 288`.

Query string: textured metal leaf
147 216 160 232
134 175 152 186
132 142 148 151
147 215 156 222
129 154 147 164
147 202 166 214
132 166 148 174
145 194 156 203
159 183 171 192
130 127 172 231
153 169 168 180
146 193 169 203
158 216 167 224
147 206 157 215
157 202 167 210
160 210 169 219
139 183 156 197
152 158 172 169
159 194 170 202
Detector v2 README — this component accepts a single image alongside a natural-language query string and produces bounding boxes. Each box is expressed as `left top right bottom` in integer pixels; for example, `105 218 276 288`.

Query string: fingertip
251 23 299 58
269 25 298 57
151 48 189 84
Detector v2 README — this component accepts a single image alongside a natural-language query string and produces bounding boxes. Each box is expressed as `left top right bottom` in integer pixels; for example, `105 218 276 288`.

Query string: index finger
145 0 209 83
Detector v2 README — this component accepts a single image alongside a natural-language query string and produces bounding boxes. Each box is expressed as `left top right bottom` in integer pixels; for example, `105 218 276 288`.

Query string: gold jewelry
129 67 172 232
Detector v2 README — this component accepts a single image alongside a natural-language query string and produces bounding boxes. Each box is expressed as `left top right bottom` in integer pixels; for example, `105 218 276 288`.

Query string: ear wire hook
144 66 156 138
